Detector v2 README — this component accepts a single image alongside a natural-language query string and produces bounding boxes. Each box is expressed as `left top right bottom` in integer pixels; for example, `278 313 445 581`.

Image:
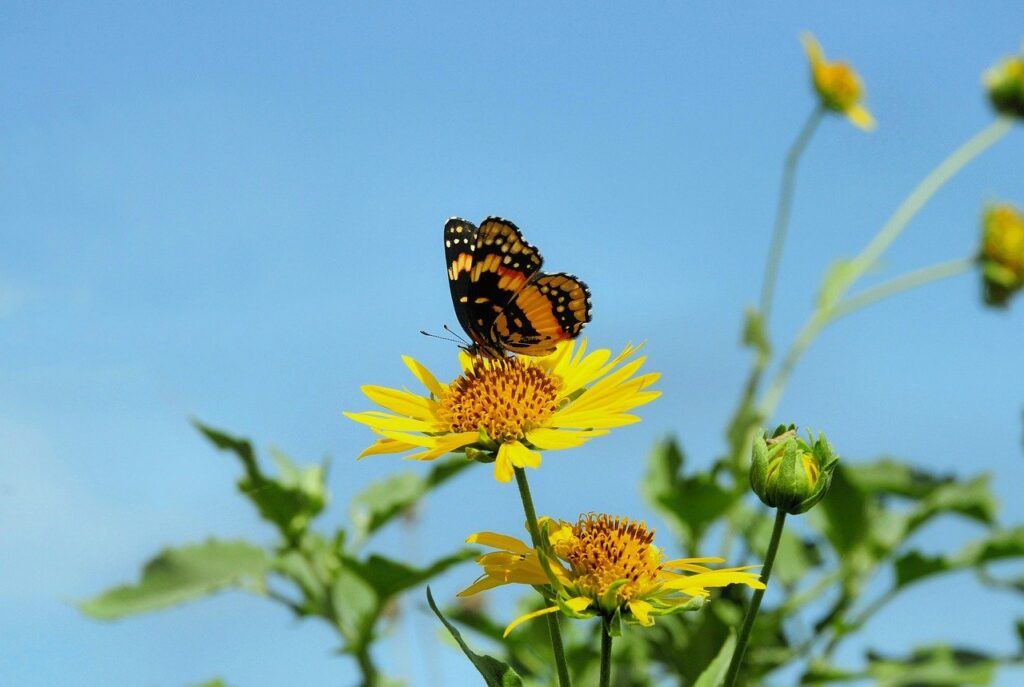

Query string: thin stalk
759 118 1011 418
829 257 975 322
599 623 613 687
760 106 825 328
355 648 379 687
514 468 572 687
724 509 787 687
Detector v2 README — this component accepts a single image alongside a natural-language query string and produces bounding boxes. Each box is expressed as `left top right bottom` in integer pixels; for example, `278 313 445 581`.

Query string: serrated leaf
693 630 736 687
426 587 524 687
332 566 379 650
80 539 269 620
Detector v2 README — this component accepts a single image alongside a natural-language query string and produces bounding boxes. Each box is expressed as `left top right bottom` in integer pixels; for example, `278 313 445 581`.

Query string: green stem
724 509 787 687
848 117 1012 291
829 257 975 322
599 622 613 687
760 106 825 328
355 647 379 687
759 118 1011 418
514 468 572 687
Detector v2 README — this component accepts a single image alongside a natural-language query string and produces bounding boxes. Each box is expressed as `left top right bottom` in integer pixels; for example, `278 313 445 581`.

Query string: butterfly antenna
420 327 467 346
442 324 471 347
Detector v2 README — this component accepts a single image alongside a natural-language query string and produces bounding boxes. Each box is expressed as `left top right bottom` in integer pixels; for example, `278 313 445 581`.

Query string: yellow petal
361 385 436 419
493 450 515 483
402 355 445 397
846 104 876 131
356 437 415 459
525 427 604 450
500 441 542 470
564 596 592 613
342 412 434 432
502 605 560 637
628 599 655 626
467 532 533 554
800 31 824 67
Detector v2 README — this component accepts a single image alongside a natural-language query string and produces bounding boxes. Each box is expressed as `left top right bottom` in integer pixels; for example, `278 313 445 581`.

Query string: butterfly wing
445 217 479 340
462 217 544 346
491 272 592 356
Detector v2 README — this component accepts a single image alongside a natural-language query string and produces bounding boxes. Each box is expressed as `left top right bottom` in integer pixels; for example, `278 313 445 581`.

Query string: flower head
750 425 838 515
459 513 764 635
984 52 1024 119
979 203 1024 307
344 339 660 482
801 32 876 131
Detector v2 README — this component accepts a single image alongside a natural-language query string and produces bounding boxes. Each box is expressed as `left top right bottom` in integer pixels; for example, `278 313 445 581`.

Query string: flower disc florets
438 357 562 442
345 339 660 482
459 512 764 636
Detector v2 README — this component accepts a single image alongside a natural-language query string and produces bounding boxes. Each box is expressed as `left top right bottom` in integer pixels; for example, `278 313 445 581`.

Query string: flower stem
759 118 1011 418
724 509 787 687
760 106 825 328
828 257 975 322
514 467 572 687
599 622 613 687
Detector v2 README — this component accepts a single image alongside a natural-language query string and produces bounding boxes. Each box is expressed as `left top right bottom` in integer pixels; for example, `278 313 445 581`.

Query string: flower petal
342 412 434 432
564 596 592 613
525 427 605 450
360 385 436 419
356 437 416 459
846 104 876 131
629 599 655 626
500 441 542 470
801 31 824 67
467 532 533 554
402 355 445 397
502 605 560 637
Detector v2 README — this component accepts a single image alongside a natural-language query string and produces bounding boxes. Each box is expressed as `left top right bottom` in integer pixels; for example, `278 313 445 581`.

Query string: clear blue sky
2 3 1023 685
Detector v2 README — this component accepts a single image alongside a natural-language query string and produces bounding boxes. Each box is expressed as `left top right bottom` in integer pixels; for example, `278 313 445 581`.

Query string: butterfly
444 216 592 358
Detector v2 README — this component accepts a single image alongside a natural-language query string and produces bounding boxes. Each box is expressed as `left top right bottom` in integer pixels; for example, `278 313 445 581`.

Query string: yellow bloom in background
344 339 660 483
459 513 764 635
979 203 1024 307
984 52 1024 119
801 32 876 131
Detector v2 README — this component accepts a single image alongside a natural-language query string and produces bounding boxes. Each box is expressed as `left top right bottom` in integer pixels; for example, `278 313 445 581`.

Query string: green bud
984 53 1024 120
979 203 1024 307
750 424 839 515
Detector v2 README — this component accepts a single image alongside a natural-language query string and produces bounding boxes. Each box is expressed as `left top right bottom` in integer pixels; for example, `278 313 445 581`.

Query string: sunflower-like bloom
979 203 1024 307
801 32 876 131
344 340 659 483
459 513 765 635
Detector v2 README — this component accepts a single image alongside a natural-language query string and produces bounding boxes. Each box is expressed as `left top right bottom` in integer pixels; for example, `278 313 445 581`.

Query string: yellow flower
979 203 1024 306
801 32 876 131
459 513 765 635
344 339 660 483
984 53 1024 119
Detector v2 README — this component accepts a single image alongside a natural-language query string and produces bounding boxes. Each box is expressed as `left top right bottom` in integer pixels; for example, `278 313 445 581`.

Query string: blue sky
2 2 1024 685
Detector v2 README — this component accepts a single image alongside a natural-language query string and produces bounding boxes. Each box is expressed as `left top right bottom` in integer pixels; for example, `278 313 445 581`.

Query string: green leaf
905 476 997 534
349 457 471 548
188 681 227 687
426 587 524 687
645 437 736 549
894 528 1024 591
194 421 327 540
331 566 379 650
893 551 952 589
745 509 821 587
693 630 736 687
346 550 478 602
815 465 871 556
79 539 269 620
844 458 954 499
866 645 997 686
742 308 770 362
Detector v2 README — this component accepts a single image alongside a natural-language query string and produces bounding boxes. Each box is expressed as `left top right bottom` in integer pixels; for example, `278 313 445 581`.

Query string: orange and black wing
491 272 592 356
444 217 479 341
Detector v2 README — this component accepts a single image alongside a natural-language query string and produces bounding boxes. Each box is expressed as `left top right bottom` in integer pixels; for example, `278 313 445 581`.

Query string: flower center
438 356 562 443
816 62 862 110
556 514 661 607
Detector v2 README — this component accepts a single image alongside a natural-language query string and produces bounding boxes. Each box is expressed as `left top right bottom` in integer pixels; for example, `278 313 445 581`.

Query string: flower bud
978 203 1024 307
750 425 838 515
801 32 875 131
984 53 1024 119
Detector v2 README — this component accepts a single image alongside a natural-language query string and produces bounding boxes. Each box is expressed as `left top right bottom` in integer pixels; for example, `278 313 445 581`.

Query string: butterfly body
445 216 592 358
